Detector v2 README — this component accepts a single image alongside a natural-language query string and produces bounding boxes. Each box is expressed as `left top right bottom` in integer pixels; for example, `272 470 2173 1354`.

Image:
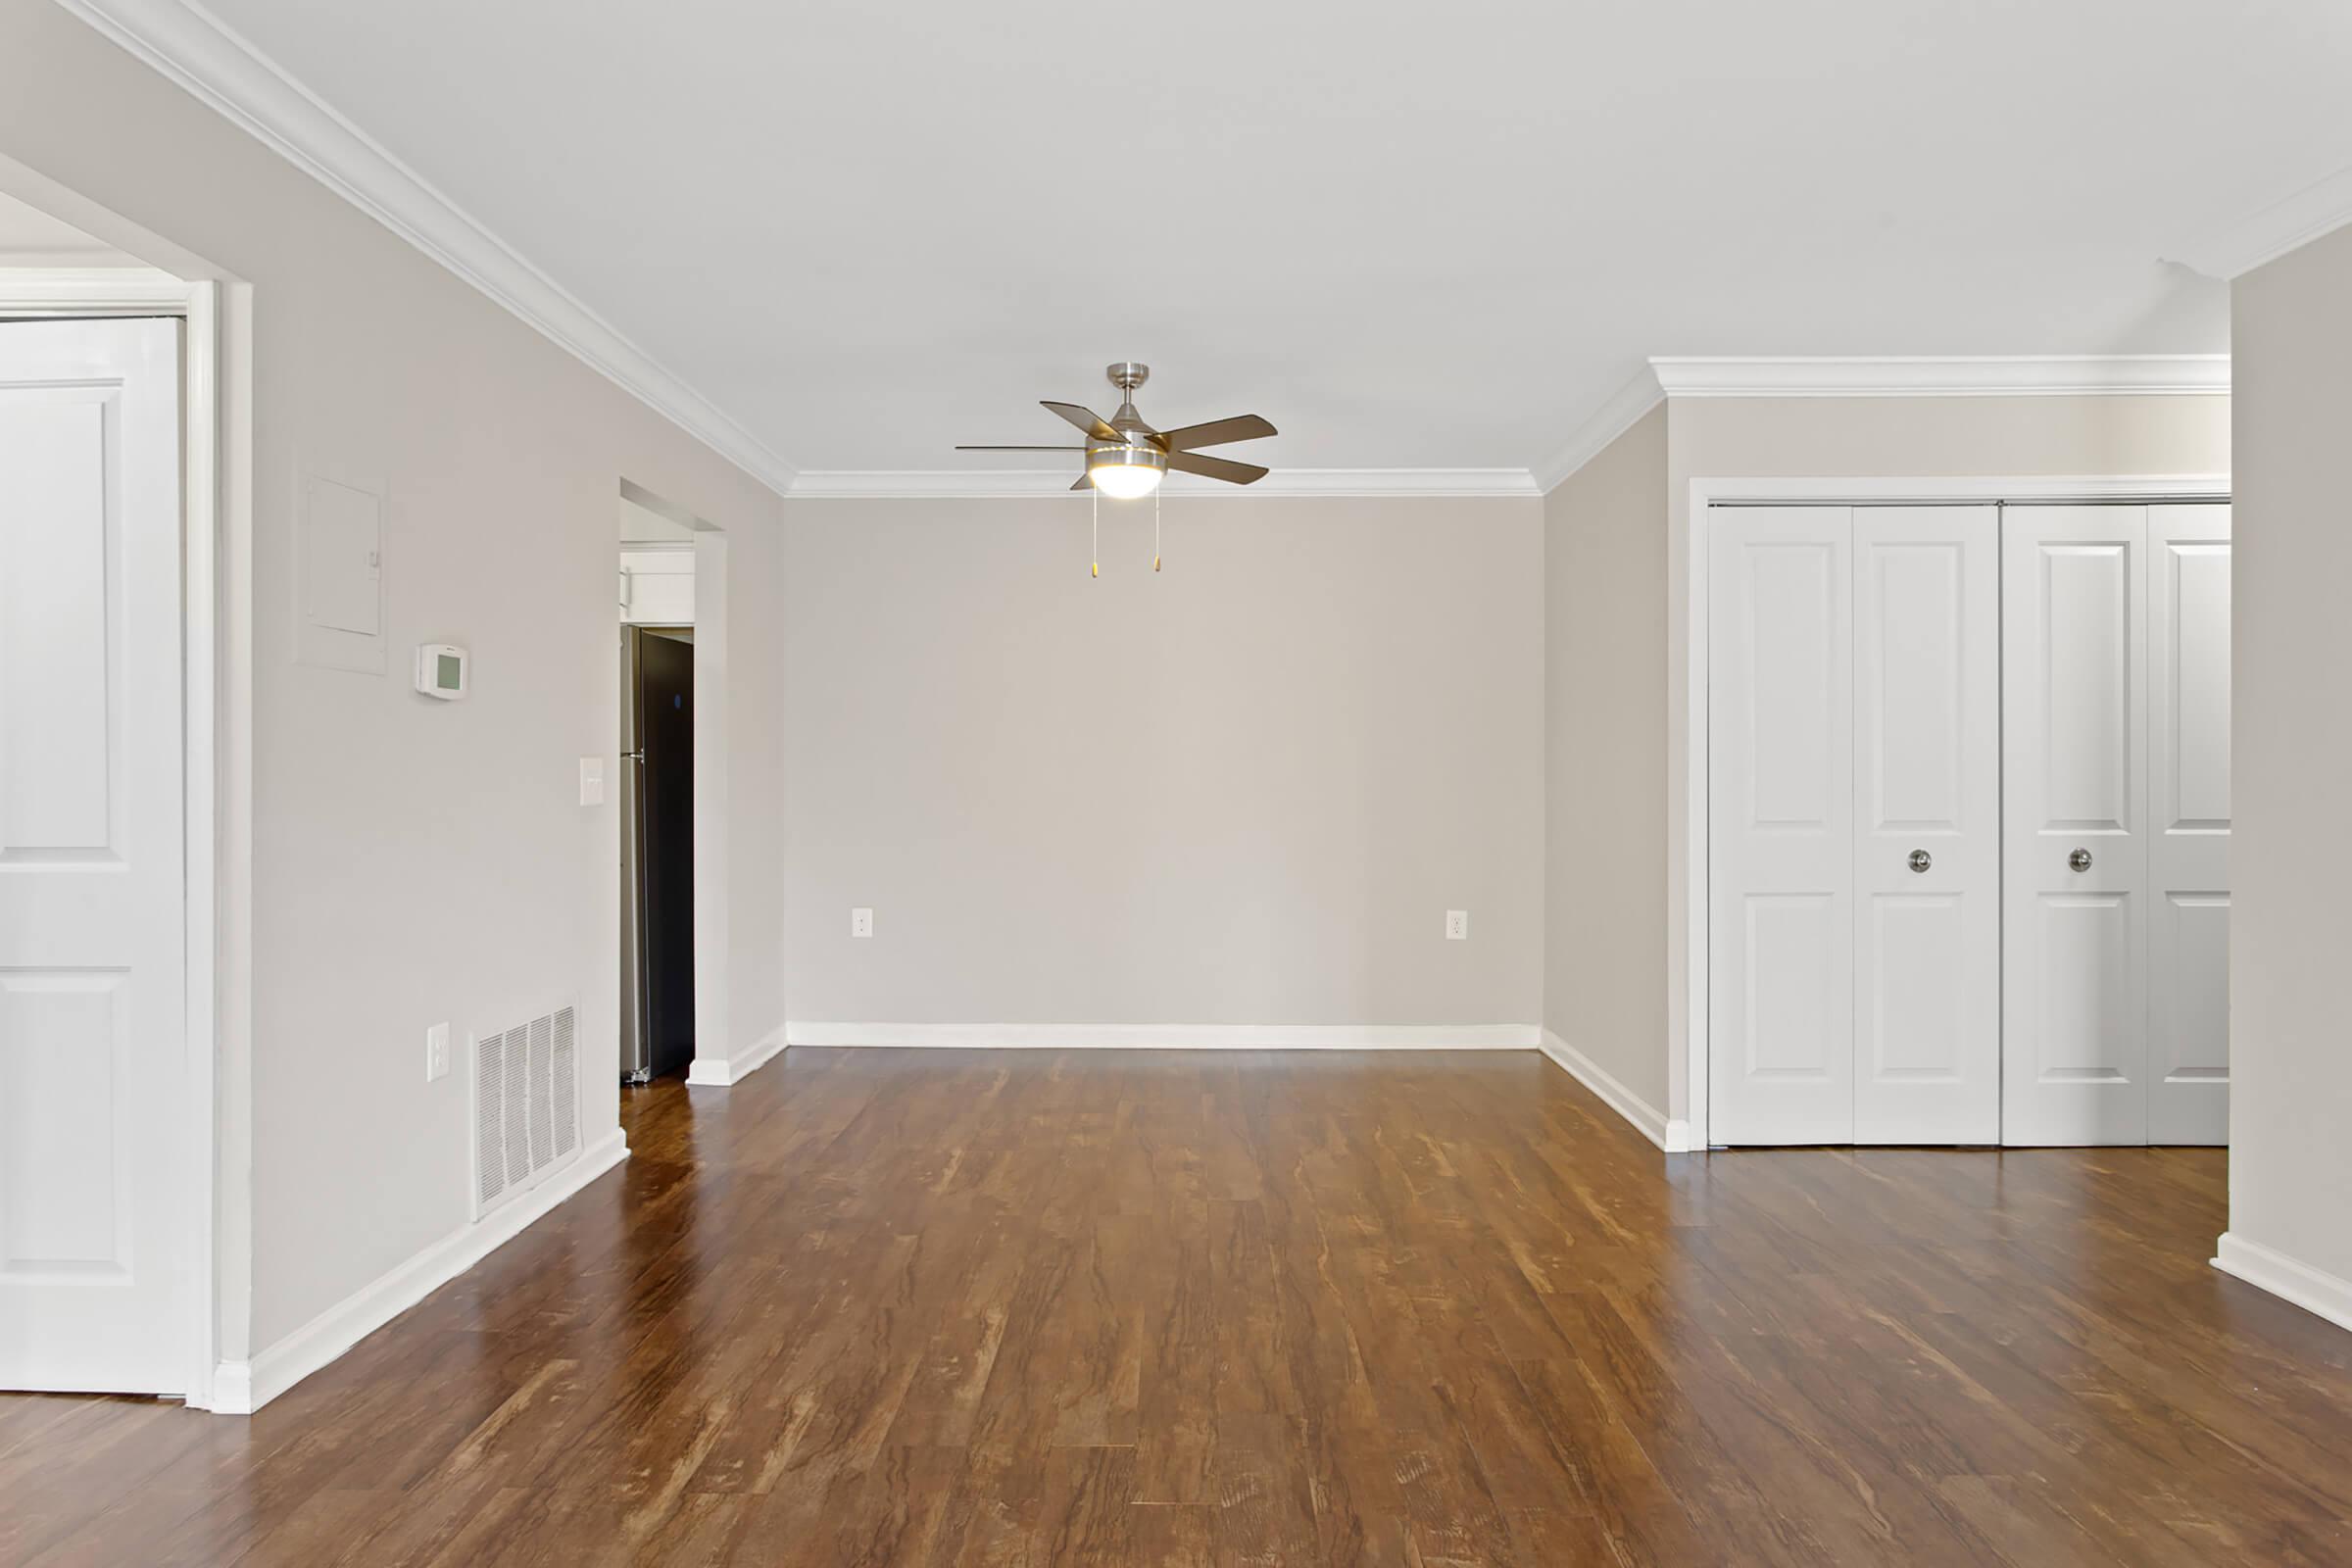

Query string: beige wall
1544 406 1669 1108
2227 222 2352 1292
0 0 786 1352
780 495 1544 1027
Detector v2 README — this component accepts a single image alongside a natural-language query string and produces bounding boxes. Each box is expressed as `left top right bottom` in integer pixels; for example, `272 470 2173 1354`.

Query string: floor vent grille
472 1003 581 1218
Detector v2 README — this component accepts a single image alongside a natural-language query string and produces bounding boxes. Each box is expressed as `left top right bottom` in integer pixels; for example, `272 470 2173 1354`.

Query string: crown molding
52 0 797 496
786 467 1541 500
1531 367 1664 493
1648 355 2229 398
2170 163 2352 280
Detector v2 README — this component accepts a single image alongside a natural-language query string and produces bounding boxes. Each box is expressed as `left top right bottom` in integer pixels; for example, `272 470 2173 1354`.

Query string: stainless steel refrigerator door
619 627 654 1083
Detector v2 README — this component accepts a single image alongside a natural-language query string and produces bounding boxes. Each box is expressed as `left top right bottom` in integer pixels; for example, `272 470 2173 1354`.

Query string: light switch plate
579 756 605 806
1446 909 1469 941
851 906 874 939
425 1021 451 1082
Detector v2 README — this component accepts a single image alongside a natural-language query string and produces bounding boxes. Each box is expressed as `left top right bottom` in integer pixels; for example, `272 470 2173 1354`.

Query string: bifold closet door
2146 505 2232 1145
1709 505 1999 1145
2002 506 2151 1145
1710 508 1855 1145
1851 507 2000 1144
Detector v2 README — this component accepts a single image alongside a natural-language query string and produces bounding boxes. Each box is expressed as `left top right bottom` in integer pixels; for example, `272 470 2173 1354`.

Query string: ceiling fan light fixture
1086 441 1167 499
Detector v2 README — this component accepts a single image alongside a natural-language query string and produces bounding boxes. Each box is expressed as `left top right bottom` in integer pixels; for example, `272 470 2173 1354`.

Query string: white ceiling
172 1 2352 478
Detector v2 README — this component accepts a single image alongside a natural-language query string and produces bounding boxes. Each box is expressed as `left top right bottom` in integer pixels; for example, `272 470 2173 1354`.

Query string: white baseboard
204 1360 251 1415
2213 1231 2352 1336
684 1024 786 1087
208 1128 629 1414
783 1021 1542 1051
1539 1030 1692 1152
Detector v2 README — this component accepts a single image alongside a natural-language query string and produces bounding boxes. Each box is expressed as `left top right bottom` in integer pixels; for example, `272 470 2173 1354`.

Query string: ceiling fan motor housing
1086 434 1168 481
1090 362 1170 481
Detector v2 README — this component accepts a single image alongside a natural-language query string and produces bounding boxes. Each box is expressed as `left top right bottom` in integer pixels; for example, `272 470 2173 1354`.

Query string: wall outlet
424 1021 451 1082
578 756 605 807
851 906 874 939
1446 909 1470 941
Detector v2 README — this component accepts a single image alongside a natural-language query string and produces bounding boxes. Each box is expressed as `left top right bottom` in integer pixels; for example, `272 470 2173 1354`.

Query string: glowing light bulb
1088 461 1163 500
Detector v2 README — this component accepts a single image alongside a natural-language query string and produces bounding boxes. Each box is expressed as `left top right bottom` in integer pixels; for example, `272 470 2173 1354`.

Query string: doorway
621 625 695 1082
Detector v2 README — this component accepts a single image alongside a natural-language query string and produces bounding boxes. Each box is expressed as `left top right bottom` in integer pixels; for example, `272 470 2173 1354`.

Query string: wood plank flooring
4 1048 2350 1565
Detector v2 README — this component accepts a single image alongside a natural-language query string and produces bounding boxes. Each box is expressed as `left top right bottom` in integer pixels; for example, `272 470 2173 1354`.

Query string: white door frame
1 269 234 1407
1679 473 2231 1151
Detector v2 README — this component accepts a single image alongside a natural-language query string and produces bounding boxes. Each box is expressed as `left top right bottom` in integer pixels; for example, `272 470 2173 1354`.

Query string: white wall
2224 220 2352 1314
1544 405 1669 1110
779 495 1544 1029
0 0 786 1355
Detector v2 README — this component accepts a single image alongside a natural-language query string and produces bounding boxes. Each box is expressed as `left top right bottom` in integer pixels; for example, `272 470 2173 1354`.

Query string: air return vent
471 1004 581 1218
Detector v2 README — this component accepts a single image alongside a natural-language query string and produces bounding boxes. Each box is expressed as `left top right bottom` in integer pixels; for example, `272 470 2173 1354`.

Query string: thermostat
414 643 468 700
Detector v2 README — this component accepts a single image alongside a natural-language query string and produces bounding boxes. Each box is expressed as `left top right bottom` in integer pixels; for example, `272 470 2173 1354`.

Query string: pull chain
1153 487 1162 572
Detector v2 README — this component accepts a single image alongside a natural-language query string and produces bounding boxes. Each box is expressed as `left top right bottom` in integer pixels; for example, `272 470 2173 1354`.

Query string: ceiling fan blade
1071 473 1093 490
1156 415 1278 451
1167 451 1269 485
1041 401 1122 442
955 445 1085 451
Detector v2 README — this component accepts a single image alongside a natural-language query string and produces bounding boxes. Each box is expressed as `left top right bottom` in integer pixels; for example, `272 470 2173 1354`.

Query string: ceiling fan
956 362 1277 499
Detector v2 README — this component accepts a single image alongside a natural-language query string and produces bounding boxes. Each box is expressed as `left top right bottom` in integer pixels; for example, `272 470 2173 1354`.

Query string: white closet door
2147 504 2231 1145
0 319 186 1392
1710 508 1854 1145
2002 506 2150 1146
1852 508 2000 1144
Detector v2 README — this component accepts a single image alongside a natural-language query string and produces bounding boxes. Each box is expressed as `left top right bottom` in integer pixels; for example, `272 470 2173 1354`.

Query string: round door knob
2068 848 2093 872
1907 850 1932 873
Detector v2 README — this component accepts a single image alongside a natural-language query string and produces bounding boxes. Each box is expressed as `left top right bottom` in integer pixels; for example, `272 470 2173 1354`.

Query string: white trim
2170 163 2352 280
178 281 222 1409
209 1129 627 1414
0 266 199 313
1532 368 1665 493
1539 1031 1692 1152
52 0 797 497
784 468 1542 500
2213 1232 2352 1337
208 1360 251 1416
784 1021 1541 1050
1674 474 2232 1150
1649 356 2230 399
211 279 257 1399
684 1025 786 1088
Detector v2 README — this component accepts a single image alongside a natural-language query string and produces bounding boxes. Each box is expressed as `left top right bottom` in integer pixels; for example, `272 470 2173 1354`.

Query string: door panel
0 399 115 857
0 972 129 1273
0 319 184 1392
1710 509 1853 1145
2003 507 2150 1145
2147 505 2231 1144
1852 508 1999 1142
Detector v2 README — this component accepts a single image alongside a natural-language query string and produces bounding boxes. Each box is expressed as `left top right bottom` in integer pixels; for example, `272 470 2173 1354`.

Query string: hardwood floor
4 1048 2349 1565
